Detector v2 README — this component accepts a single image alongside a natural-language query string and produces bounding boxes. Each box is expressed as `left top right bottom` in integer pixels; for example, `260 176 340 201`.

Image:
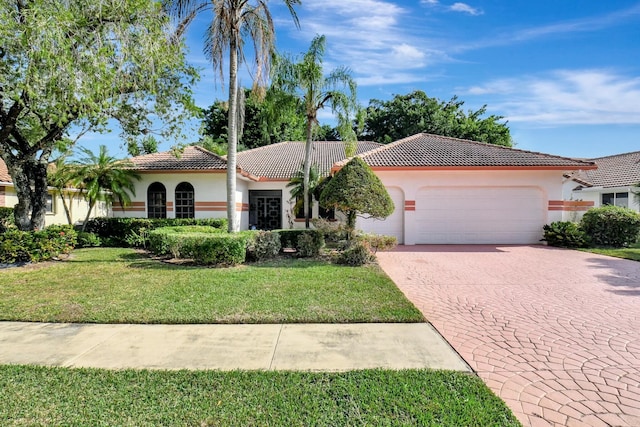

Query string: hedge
83 217 228 247
149 227 247 266
581 205 640 247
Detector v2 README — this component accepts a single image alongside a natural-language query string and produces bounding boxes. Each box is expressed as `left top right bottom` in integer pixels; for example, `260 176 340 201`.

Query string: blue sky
87 0 640 159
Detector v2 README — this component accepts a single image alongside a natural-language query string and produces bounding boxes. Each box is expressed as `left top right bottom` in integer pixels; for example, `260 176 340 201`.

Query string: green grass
0 248 424 324
581 242 640 262
0 365 521 426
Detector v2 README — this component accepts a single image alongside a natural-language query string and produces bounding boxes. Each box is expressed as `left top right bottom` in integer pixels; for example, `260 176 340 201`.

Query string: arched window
147 182 167 219
175 182 195 219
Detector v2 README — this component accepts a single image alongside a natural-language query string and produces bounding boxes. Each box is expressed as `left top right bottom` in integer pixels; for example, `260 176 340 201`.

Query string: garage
358 186 405 244
415 186 545 244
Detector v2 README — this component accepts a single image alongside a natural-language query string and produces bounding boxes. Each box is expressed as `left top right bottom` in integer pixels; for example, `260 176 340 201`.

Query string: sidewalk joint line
268 324 284 370
62 324 131 368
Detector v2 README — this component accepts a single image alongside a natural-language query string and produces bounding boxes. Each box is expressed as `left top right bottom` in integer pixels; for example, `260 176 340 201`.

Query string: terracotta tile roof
336 133 596 170
235 141 382 180
0 159 11 183
128 146 228 171
572 151 640 188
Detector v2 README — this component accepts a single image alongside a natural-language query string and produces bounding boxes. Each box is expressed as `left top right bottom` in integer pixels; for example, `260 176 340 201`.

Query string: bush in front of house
542 221 590 248
580 205 640 247
245 231 281 261
148 226 247 266
179 234 247 266
83 217 228 247
0 225 77 263
277 229 324 257
148 226 224 257
356 233 398 253
311 218 349 244
76 231 102 248
336 241 375 266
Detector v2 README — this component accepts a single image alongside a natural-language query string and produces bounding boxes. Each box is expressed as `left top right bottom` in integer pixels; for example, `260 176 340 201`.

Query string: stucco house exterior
563 151 640 220
119 134 596 245
0 159 108 226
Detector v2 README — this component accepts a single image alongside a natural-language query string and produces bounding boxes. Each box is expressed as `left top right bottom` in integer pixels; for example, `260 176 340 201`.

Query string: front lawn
581 242 640 262
0 365 521 426
0 248 424 324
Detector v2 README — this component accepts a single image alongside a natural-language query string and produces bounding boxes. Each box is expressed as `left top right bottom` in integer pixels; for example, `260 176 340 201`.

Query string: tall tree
272 35 358 228
73 145 141 231
361 90 512 146
200 89 306 149
167 0 300 233
0 0 198 231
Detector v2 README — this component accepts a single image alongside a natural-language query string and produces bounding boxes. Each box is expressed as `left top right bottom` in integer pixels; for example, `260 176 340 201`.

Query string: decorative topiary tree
320 157 394 237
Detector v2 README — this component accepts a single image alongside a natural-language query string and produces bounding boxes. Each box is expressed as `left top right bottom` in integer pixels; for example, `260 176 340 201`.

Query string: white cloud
449 3 483 16
464 70 640 125
421 0 439 4
289 0 451 88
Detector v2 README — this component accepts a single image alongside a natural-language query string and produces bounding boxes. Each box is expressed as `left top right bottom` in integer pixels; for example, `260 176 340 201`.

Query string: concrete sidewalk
0 322 470 372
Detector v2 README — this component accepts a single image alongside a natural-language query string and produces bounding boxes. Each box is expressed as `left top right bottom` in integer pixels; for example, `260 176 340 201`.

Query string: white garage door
358 187 404 244
415 187 545 244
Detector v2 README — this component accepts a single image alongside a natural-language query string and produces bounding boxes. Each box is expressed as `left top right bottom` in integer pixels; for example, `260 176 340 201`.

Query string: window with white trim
602 192 628 208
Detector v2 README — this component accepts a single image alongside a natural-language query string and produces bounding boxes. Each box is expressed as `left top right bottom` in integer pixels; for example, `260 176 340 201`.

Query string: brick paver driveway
377 245 640 427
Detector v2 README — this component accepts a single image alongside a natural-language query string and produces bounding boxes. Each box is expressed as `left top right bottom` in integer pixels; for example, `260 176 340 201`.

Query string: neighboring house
120 134 596 245
0 159 108 226
564 151 640 219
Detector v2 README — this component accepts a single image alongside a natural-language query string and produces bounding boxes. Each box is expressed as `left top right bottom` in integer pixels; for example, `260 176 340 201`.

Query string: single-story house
563 151 640 219
119 134 596 245
0 159 108 226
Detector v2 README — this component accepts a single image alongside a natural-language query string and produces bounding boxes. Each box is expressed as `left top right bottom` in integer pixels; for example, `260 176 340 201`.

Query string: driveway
377 245 640 427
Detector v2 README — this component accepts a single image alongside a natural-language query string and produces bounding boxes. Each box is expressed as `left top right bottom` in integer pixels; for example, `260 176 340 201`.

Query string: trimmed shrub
580 205 640 247
0 225 77 263
246 231 281 261
311 218 348 243
357 233 398 253
76 231 102 248
277 229 324 257
83 217 228 247
542 222 589 248
148 226 223 256
296 232 323 258
179 234 247 266
148 227 247 266
337 241 374 266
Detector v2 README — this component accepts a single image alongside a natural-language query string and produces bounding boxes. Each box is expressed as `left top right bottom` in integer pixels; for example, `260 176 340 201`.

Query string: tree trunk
81 198 96 232
226 36 239 233
5 156 48 231
303 117 314 229
346 210 356 240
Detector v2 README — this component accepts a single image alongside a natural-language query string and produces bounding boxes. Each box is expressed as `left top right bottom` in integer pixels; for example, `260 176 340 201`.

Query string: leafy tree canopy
0 0 198 230
360 90 512 147
320 157 394 233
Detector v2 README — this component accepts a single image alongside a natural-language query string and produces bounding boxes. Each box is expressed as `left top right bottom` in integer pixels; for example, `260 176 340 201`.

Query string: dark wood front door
249 190 282 230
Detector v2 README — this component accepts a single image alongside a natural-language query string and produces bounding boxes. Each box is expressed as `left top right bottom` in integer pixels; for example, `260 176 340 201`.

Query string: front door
249 190 282 230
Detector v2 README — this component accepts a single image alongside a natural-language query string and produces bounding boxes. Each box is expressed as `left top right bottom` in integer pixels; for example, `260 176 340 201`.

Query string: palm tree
166 0 300 232
47 156 80 225
286 164 320 217
73 145 141 231
272 35 358 228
